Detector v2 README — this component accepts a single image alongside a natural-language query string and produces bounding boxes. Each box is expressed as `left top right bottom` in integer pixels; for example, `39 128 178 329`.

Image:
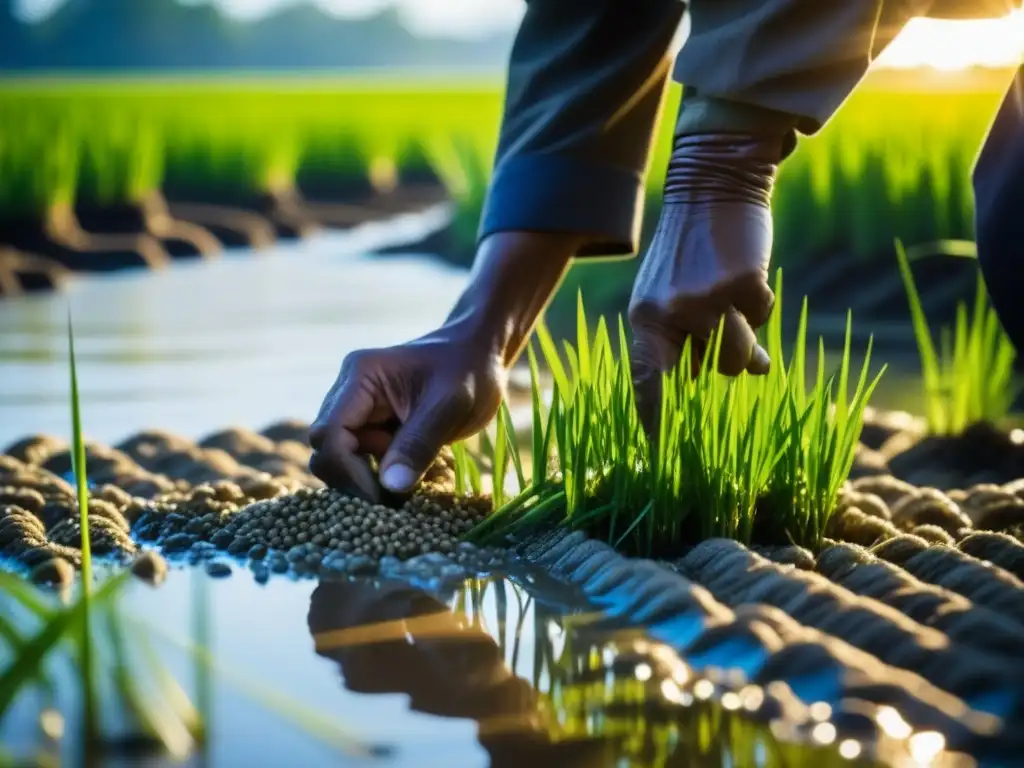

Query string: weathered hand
309 231 578 500
628 132 783 433
309 331 505 501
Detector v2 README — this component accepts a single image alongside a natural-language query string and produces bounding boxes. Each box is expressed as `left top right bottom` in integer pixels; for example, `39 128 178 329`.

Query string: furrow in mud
515 529 1014 755
677 538 1024 716
869 535 1024 628
814 540 1024 660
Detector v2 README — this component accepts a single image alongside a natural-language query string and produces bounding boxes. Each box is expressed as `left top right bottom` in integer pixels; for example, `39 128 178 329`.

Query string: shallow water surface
2 563 887 767
0 209 468 447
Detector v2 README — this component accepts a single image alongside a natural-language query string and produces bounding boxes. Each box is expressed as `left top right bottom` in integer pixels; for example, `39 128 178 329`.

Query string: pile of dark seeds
132 482 502 582
2 444 508 588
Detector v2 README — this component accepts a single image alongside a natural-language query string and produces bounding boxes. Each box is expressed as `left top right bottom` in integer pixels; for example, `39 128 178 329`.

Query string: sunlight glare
877 10 1024 70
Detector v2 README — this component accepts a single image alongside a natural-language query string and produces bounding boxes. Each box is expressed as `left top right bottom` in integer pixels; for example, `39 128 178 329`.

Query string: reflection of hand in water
307 579 612 768
308 578 537 722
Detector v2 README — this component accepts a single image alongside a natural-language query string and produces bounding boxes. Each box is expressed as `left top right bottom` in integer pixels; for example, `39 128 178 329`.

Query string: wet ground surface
5 425 1024 766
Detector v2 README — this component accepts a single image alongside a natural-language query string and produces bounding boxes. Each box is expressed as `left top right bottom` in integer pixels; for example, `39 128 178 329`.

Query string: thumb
378 394 462 493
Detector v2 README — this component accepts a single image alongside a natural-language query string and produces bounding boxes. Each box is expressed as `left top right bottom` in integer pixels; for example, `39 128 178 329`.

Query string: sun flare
877 10 1024 70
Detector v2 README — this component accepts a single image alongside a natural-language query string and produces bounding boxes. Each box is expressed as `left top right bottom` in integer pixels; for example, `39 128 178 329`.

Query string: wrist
663 132 786 207
441 231 579 367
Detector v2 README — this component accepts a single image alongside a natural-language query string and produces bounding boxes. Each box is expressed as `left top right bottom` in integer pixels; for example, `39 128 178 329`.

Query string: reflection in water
305 575 880 768
5 565 974 767
308 578 612 767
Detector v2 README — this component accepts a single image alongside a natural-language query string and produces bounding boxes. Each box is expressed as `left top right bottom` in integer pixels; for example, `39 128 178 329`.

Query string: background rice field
0 68 1014 322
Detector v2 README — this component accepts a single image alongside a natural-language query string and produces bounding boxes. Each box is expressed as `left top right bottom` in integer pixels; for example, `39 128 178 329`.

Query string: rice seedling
0 313 203 763
66 309 97 747
895 239 1017 435
1 313 382 764
468 275 884 554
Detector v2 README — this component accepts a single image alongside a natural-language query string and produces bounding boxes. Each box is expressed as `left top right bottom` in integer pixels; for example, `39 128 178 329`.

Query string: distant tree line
0 0 514 70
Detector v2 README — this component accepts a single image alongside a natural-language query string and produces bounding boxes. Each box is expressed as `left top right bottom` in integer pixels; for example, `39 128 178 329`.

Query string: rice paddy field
0 68 1014 265
4 67 1024 767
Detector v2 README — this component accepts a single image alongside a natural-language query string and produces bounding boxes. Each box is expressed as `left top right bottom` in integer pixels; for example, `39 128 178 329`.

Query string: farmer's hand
308 332 504 500
628 132 785 433
309 232 579 499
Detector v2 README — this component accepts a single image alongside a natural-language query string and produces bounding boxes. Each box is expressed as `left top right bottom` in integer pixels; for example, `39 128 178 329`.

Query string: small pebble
227 537 251 556
206 562 232 578
130 550 169 586
30 557 74 589
163 533 196 553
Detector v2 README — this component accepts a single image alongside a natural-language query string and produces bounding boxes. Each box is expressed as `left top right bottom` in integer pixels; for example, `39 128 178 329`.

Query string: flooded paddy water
3 210 1024 767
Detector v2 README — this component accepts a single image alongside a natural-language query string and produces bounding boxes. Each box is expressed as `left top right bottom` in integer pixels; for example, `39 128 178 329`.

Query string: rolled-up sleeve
480 0 686 257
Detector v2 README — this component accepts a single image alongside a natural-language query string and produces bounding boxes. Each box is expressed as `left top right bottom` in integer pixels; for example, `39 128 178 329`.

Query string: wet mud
0 183 452 299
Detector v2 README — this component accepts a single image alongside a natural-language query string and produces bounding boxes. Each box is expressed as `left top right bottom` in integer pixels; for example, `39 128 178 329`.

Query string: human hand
628 132 783 432
309 232 578 500
308 331 505 501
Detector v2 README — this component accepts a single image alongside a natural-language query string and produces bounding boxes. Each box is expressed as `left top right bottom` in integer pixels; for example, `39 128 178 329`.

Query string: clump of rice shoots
469 273 884 554
895 239 1016 435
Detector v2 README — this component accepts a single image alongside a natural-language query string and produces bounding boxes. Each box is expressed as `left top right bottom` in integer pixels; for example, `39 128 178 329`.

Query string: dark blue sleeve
479 0 685 258
975 65 1024 352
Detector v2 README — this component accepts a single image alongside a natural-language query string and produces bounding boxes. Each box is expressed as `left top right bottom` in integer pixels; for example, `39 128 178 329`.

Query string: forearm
442 232 580 367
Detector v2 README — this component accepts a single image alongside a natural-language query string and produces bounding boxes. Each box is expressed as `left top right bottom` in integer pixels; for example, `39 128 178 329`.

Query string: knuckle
340 348 380 379
308 423 326 451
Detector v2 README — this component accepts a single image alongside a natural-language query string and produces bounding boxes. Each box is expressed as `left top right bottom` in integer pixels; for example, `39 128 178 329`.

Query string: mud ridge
513 529 1015 757
0 183 452 299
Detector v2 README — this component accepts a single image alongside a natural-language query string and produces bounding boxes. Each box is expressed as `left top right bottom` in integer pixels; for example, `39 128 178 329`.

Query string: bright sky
14 0 1024 67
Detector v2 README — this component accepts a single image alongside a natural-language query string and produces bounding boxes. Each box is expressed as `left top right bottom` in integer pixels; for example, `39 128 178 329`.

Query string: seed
206 562 232 578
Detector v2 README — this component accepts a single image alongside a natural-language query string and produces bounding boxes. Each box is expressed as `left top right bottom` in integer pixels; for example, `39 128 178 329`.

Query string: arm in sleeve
479 0 686 257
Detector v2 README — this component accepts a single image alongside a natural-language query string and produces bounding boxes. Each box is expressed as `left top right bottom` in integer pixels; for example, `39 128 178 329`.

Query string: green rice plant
0 311 205 762
469 276 884 554
0 564 214 763
0 71 1004 276
895 239 1017 435
66 310 97 747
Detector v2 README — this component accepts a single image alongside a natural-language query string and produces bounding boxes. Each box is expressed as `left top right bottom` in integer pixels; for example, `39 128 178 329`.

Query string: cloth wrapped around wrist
662 132 788 207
